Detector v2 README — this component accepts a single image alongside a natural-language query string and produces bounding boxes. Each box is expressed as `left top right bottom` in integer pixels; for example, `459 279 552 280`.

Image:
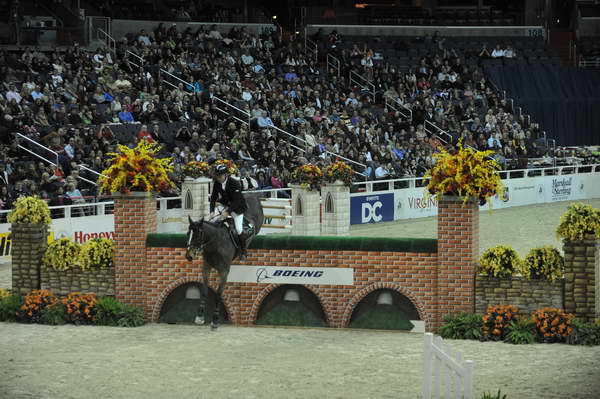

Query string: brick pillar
11 224 48 295
321 181 350 236
113 193 156 312
436 196 479 330
180 177 211 233
290 184 320 236
563 235 599 322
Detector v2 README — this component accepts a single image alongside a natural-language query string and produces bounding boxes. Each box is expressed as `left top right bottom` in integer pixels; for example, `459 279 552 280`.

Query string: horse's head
185 216 205 261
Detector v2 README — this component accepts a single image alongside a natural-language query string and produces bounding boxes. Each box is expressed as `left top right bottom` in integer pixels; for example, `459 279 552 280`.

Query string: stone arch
184 189 193 209
324 192 334 213
341 282 430 329
249 284 332 326
151 277 236 324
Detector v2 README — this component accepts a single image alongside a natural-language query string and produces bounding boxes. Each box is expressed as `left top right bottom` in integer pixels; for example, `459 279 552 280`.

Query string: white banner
228 265 354 285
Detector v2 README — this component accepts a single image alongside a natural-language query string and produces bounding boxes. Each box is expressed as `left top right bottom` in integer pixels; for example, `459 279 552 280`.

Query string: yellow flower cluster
291 164 323 191
212 159 238 175
77 238 114 270
523 246 564 281
183 161 210 179
425 140 504 205
43 237 114 271
324 161 354 187
478 245 525 278
7 196 52 225
556 203 600 241
0 288 10 301
99 139 174 194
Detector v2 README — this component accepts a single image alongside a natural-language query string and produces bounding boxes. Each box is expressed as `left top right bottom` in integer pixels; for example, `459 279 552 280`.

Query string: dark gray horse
185 193 263 329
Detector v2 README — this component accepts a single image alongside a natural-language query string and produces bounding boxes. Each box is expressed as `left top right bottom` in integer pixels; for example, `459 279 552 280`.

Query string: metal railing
349 70 375 99
16 133 59 166
327 53 341 79
579 57 600 68
385 96 412 121
125 50 144 71
424 121 453 145
98 28 116 54
305 37 318 64
212 96 252 127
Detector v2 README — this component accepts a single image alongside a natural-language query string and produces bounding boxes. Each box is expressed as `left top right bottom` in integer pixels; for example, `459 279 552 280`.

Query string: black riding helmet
214 164 228 176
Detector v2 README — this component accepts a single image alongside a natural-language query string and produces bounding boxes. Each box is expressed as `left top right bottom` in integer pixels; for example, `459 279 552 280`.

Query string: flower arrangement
523 246 564 281
556 203 600 241
482 305 519 340
531 307 574 342
77 238 114 270
323 161 354 187
291 164 323 191
0 288 10 301
183 161 210 179
7 196 51 225
425 140 504 205
212 159 238 175
478 245 524 278
18 289 58 323
62 292 98 324
99 139 174 194
43 238 81 271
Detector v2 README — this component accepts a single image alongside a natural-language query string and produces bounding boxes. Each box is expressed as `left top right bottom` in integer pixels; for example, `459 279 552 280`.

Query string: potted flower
523 246 564 281
323 161 354 187
291 164 323 191
478 245 524 278
556 203 600 242
425 141 504 205
183 161 210 180
98 139 174 195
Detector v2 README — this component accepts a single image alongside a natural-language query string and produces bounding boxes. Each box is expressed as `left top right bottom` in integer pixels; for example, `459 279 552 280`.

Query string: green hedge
146 234 437 253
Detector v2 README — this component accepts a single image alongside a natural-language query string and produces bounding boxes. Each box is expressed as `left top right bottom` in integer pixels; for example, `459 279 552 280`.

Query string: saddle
222 217 255 250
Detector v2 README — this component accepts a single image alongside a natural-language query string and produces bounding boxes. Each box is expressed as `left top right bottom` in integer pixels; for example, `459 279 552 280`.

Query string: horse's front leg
195 264 210 325
211 268 229 330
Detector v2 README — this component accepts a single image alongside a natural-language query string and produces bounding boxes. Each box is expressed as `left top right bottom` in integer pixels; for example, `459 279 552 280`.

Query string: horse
185 192 264 329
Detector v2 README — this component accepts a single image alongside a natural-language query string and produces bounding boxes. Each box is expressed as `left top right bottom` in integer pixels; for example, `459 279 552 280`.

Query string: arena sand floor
1 199 599 399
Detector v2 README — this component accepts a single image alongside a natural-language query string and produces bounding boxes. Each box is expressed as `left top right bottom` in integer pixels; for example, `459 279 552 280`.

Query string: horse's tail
243 192 264 235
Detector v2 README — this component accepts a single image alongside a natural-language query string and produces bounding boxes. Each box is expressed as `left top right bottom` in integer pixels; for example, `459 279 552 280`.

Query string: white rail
385 96 412 121
327 53 341 79
422 333 474 399
98 28 116 54
16 133 59 166
349 70 375 99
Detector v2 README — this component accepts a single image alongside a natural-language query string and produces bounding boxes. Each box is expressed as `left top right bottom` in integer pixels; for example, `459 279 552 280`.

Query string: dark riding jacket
210 177 248 214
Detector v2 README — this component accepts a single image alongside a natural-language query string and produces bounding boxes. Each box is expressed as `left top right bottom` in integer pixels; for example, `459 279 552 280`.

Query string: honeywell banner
227 265 354 285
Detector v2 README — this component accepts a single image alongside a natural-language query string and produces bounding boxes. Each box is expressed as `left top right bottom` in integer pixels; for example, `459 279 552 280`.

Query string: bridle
187 222 214 255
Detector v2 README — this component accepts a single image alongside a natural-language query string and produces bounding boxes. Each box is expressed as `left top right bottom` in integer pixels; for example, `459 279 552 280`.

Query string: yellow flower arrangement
183 161 210 179
77 238 114 270
556 203 600 241
323 161 354 187
523 246 564 281
7 196 51 225
212 159 238 175
43 238 81 271
425 140 503 205
98 139 174 194
478 245 525 278
291 164 323 191
0 288 10 301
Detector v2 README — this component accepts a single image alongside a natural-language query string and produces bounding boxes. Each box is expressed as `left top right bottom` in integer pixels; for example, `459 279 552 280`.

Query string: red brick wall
114 194 478 332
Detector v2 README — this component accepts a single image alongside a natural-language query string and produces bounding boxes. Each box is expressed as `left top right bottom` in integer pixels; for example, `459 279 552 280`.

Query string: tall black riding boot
238 233 248 261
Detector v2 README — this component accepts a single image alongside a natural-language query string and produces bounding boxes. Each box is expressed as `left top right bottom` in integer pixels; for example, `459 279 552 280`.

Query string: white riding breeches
231 212 244 235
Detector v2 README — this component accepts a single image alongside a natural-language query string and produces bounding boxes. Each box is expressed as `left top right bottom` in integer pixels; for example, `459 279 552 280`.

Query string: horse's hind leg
195 265 210 325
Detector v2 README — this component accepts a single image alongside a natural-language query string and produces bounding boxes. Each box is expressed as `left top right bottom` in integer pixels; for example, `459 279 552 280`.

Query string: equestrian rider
209 163 249 260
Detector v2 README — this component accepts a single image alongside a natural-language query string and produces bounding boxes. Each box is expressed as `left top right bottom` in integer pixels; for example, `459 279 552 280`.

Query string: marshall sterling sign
227 265 355 285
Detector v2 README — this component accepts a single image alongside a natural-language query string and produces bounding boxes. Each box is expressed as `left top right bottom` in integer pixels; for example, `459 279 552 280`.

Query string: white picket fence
422 333 474 399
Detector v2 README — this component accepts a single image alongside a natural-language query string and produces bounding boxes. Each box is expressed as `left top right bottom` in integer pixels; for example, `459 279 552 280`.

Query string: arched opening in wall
159 282 229 324
324 193 334 213
255 285 327 327
295 196 303 216
184 189 193 210
349 289 422 331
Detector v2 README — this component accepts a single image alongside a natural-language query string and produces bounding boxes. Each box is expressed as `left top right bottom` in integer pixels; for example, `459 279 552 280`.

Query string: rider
209 163 249 260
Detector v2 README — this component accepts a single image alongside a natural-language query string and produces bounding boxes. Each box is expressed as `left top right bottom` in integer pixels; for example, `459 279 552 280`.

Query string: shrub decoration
18 289 58 323
556 203 600 241
62 292 98 324
531 307 574 342
523 246 564 281
505 318 536 344
291 164 323 191
0 288 10 301
567 318 600 346
0 292 22 322
211 159 238 175
7 196 52 225
425 140 504 205
93 296 145 327
478 245 524 278
43 238 81 271
77 238 114 270
323 161 354 187
482 305 519 340
182 161 210 179
99 139 174 194
439 313 482 340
